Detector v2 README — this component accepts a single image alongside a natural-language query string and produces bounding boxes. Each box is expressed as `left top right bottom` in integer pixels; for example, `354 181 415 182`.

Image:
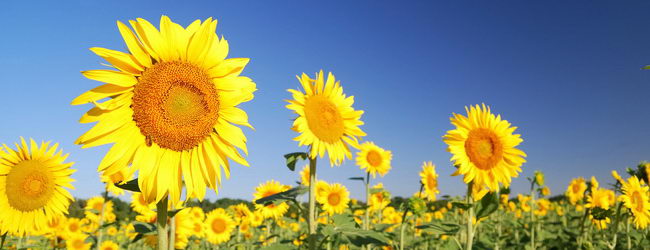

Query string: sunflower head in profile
356 142 392 178
72 16 256 206
317 183 350 215
566 177 587 205
419 162 439 201
205 208 235 245
101 168 132 196
619 176 650 229
0 137 75 236
286 71 366 166
443 104 527 192
299 164 310 186
253 180 290 219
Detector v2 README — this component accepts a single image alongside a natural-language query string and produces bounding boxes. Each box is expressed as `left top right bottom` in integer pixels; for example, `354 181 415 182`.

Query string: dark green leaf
331 213 356 229
115 178 140 192
133 221 156 234
349 177 365 181
254 186 308 205
98 221 117 229
131 233 144 243
168 208 185 218
452 202 471 210
284 152 308 171
476 192 499 219
416 223 461 235
643 65 650 70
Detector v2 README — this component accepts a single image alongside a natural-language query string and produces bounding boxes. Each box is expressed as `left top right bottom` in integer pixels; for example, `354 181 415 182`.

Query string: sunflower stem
529 181 536 250
608 202 623 250
157 196 169 250
364 171 371 230
168 205 176 250
0 232 6 249
96 190 108 250
308 156 317 250
465 183 474 250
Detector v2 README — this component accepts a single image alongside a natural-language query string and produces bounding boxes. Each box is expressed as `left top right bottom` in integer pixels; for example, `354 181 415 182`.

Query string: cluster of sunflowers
0 15 648 249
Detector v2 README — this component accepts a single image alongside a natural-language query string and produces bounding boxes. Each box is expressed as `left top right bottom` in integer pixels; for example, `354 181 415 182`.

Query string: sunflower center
69 222 80 232
366 150 383 167
93 201 104 212
73 238 85 248
132 61 219 151
328 193 341 206
465 128 504 170
109 172 125 184
193 223 202 233
632 191 645 212
5 160 55 212
303 95 345 143
572 183 581 194
211 218 227 233
427 174 437 189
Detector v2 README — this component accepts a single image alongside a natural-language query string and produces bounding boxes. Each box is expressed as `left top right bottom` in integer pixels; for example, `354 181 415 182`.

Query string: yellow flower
541 186 551 197
249 210 264 227
566 177 587 205
106 226 117 236
586 185 616 210
611 170 624 184
355 142 392 177
205 208 235 245
534 171 545 186
534 199 551 216
84 197 115 223
443 104 527 192
419 162 439 201
173 208 195 249
619 176 650 229
591 216 610 230
286 71 366 165
518 194 531 212
0 138 75 235
230 203 251 224
99 240 119 250
369 189 390 211
72 16 256 205
191 219 205 237
299 164 310 186
189 206 206 221
317 183 350 215
253 180 290 219
66 233 91 250
555 205 565 216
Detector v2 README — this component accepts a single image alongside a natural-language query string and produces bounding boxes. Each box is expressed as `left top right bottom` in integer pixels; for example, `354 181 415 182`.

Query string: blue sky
0 1 648 201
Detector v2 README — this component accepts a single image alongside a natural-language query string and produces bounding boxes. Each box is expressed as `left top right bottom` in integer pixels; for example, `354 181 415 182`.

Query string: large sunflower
443 104 527 191
205 208 235 245
72 16 256 205
0 138 75 235
419 162 439 201
355 142 392 177
286 71 366 165
317 183 350 215
253 180 290 219
566 177 587 205
619 176 650 229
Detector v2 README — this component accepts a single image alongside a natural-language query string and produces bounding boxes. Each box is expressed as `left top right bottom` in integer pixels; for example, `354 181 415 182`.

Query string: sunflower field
0 14 649 250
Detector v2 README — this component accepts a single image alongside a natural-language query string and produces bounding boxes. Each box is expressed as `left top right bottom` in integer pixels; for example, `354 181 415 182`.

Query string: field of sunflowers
0 14 648 250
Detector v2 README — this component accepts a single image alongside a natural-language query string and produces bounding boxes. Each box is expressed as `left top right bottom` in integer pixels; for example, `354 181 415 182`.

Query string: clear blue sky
1 1 648 201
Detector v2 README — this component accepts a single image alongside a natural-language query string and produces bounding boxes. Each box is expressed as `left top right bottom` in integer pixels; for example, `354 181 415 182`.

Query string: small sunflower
299 164 310 186
443 104 527 192
518 194 531 212
84 196 115 223
205 208 235 245
566 177 587 205
369 185 390 211
534 199 551 216
99 240 119 250
355 142 392 178
231 203 251 223
253 180 290 219
419 162 439 201
619 176 650 229
72 16 256 205
189 206 206 221
66 233 91 250
101 168 132 196
586 186 616 210
286 71 366 165
317 183 350 215
0 138 75 235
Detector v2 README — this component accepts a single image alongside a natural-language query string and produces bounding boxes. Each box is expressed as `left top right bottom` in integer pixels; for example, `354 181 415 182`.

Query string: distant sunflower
205 208 235 245
355 142 392 177
66 233 91 250
84 196 115 223
173 208 194 249
566 177 587 205
72 16 256 205
299 164 310 185
317 183 350 215
231 203 251 223
64 218 84 239
586 187 616 210
443 104 527 192
620 176 650 229
253 180 290 219
286 71 366 165
534 199 551 216
99 241 119 250
0 138 75 235
189 206 206 221
191 220 205 237
518 194 531 212
101 168 132 196
369 185 390 211
419 162 439 201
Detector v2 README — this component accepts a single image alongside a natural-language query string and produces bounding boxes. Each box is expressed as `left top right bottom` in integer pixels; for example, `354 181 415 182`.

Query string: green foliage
475 192 498 219
284 152 308 171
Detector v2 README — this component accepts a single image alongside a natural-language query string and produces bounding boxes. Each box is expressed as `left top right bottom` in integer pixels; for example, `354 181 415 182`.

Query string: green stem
578 208 590 248
157 196 169 250
465 183 474 250
608 202 623 250
169 206 176 250
96 191 108 250
529 182 536 250
626 218 631 250
0 233 6 249
364 171 371 230
308 156 317 250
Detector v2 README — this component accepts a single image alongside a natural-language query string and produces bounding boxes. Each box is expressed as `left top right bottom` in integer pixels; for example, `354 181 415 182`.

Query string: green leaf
168 207 185 218
98 221 117 229
331 213 356 229
349 177 365 181
254 186 308 206
131 233 144 243
643 65 650 70
416 223 461 235
133 221 156 234
284 152 308 171
590 207 612 220
452 202 471 210
475 192 499 219
115 178 140 192
343 229 391 247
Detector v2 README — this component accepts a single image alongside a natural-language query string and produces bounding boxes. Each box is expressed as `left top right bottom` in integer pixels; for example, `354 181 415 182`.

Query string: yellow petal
81 70 138 87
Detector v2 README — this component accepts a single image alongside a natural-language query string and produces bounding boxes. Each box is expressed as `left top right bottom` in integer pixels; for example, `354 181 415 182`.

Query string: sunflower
249 210 264 227
205 208 235 245
534 199 551 216
72 16 256 205
44 214 67 238
369 185 390 211
131 192 155 216
518 194 531 212
586 186 616 210
566 177 587 205
191 219 205 237
299 164 310 186
619 176 650 229
541 186 551 197
443 104 527 192
317 183 350 215
286 71 366 166
253 180 290 219
419 162 439 201
355 142 392 177
231 203 251 223
189 206 206 221
66 233 91 250
99 240 119 250
64 218 84 239
101 168 132 196
84 196 115 223
0 138 75 235
173 208 194 249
